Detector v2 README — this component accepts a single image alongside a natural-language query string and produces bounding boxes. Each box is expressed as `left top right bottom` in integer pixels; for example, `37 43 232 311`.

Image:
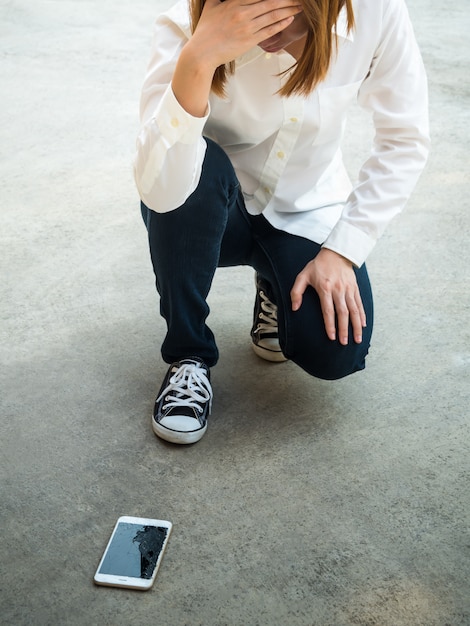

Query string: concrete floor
1 0 469 624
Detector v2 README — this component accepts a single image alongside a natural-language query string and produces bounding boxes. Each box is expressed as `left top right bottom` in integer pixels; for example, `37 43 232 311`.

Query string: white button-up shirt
134 0 430 267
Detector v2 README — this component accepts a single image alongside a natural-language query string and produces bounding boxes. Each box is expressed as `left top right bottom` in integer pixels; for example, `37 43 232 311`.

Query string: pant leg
248 214 374 380
141 138 253 367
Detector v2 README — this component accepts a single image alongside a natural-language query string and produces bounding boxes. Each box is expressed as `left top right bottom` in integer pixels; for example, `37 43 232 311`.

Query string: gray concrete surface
1 0 469 624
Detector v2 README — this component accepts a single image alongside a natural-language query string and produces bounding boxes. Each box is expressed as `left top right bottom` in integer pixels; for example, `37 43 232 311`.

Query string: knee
281 291 373 381
286 338 370 381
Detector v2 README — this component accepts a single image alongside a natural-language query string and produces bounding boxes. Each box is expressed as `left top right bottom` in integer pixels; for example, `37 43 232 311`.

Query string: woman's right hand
191 0 303 69
172 0 302 117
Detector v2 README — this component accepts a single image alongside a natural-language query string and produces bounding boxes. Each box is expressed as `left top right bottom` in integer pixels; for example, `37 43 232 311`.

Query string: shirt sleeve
133 12 210 212
322 0 431 267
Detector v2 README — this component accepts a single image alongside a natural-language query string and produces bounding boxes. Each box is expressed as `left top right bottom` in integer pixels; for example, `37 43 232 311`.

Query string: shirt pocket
313 80 362 145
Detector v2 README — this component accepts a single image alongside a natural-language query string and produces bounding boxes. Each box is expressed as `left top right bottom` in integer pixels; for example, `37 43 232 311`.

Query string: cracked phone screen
98 522 168 579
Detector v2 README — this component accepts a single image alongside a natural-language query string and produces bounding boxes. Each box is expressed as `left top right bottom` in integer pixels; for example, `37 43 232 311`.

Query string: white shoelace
157 362 212 414
254 290 278 335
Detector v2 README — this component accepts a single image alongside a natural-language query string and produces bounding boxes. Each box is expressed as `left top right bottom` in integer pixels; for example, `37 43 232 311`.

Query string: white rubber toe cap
152 414 207 444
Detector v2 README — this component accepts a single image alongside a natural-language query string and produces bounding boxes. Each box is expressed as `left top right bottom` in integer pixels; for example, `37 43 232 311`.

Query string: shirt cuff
322 219 377 268
153 85 210 146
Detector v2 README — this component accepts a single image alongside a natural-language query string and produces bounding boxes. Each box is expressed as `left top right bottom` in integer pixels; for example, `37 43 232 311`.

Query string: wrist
172 43 216 118
319 246 354 267
180 39 218 77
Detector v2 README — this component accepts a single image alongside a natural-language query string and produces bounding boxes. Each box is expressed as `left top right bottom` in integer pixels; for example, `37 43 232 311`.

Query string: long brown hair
189 0 355 97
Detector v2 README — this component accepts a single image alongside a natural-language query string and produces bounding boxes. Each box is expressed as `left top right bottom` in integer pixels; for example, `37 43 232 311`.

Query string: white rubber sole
152 417 207 445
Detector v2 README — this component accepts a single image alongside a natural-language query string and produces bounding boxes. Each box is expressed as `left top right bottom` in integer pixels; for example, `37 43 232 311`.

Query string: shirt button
264 187 270 194
170 117 179 128
277 151 285 160
290 117 298 123
265 53 272 60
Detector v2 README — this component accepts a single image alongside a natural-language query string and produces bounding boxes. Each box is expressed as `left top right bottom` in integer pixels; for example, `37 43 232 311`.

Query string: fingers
233 0 302 35
254 2 302 35
199 0 302 65
290 274 305 312
318 288 365 346
333 286 365 346
291 251 367 346
291 265 341 342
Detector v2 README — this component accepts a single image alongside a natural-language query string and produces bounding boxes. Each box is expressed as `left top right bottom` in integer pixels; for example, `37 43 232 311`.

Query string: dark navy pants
141 139 373 380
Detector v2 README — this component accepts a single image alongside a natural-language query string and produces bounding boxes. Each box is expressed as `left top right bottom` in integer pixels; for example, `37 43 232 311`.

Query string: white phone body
94 516 172 590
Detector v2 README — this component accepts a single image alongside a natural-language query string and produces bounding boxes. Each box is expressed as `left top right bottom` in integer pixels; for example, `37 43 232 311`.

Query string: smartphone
94 516 172 590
